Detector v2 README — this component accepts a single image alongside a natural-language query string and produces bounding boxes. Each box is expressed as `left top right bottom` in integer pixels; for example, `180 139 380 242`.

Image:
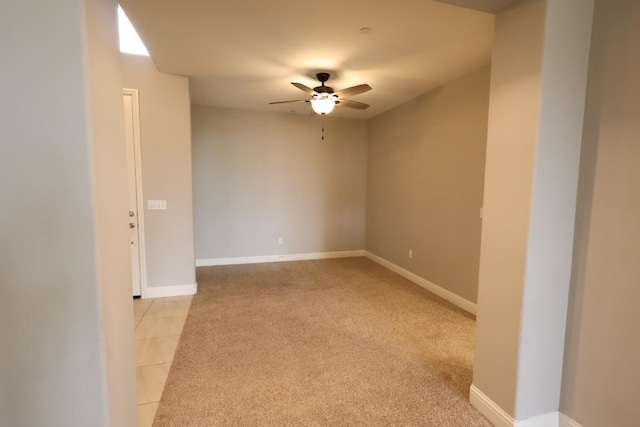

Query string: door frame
123 88 148 298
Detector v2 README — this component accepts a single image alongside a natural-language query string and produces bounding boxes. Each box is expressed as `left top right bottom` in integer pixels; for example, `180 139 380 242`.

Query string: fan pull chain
321 115 325 141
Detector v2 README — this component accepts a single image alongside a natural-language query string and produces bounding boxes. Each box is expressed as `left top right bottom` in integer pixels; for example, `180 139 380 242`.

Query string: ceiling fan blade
334 84 372 98
268 99 308 105
336 99 369 110
291 82 317 95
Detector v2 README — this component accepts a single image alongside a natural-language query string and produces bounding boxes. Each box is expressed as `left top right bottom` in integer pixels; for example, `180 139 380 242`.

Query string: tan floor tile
137 402 159 427
135 336 179 366
144 299 191 319
135 316 187 340
136 363 171 404
133 298 153 321
163 295 193 302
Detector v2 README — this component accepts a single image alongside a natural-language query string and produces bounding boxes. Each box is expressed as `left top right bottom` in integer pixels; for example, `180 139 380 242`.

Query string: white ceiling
120 0 494 119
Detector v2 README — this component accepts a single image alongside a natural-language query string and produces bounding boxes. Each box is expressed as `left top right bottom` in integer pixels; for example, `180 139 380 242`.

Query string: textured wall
121 54 196 289
192 107 368 259
86 0 138 424
0 0 136 425
472 0 595 419
366 66 490 303
471 0 546 416
561 1 640 425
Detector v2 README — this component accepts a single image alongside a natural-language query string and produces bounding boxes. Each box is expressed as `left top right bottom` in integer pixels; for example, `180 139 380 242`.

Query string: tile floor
133 295 192 427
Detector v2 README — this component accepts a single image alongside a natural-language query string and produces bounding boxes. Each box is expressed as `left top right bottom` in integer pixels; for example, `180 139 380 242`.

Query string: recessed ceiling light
359 27 372 35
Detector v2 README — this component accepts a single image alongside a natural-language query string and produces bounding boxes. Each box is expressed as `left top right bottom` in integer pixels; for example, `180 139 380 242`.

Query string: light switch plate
147 200 167 210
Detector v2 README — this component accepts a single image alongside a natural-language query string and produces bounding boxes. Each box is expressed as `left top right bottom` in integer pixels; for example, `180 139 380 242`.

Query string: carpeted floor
153 257 490 426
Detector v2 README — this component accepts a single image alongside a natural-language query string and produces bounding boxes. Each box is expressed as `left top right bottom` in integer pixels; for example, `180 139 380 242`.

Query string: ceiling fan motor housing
314 72 334 94
316 72 330 82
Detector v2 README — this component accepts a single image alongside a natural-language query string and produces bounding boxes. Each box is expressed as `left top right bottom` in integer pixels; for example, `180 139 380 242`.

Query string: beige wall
192 107 368 259
472 0 594 421
366 66 491 304
561 0 640 425
121 54 196 289
512 0 593 418
472 0 546 415
86 0 138 424
0 0 136 425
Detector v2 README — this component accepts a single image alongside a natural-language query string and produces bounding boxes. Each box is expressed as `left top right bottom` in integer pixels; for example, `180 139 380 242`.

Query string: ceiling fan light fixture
269 74 371 113
311 98 335 115
311 96 336 114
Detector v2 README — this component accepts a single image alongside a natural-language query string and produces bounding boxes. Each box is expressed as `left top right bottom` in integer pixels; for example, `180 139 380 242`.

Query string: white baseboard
516 412 561 427
559 413 583 427
469 384 583 427
144 283 197 299
364 251 477 315
470 384 514 427
196 250 365 267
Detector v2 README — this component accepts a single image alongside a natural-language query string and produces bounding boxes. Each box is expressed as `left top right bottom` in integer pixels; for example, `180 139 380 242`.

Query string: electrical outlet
147 200 167 210
408 250 413 259
278 237 284 245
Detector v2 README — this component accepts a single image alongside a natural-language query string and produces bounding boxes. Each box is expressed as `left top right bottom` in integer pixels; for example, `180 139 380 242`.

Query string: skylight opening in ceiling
118 5 149 56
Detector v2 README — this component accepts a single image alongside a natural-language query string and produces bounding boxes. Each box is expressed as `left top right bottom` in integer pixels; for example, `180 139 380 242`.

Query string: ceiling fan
269 72 372 115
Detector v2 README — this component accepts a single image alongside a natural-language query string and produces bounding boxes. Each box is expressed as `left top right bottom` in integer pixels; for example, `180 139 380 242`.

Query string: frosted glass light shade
311 98 335 115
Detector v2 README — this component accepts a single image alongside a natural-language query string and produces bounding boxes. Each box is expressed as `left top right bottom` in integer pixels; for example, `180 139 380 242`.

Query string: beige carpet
153 257 489 426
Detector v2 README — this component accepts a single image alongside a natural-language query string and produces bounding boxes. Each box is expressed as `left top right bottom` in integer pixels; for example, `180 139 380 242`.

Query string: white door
123 90 145 297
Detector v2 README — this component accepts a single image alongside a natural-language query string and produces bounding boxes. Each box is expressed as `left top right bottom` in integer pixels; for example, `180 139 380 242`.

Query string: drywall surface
513 0 593 419
473 0 593 420
366 66 490 303
86 0 137 425
561 0 640 425
192 107 368 259
121 54 196 289
0 0 135 425
472 0 547 416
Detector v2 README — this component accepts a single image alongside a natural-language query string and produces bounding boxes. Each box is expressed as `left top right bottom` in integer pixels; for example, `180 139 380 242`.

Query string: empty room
2 1 638 427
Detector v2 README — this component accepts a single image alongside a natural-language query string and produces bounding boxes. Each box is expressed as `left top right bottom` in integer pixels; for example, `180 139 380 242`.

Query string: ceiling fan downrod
313 72 333 94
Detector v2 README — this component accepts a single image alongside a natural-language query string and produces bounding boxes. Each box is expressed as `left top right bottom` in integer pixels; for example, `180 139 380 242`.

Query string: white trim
559 413 583 427
123 88 148 299
470 384 514 427
196 250 366 267
364 251 477 315
144 283 197 299
470 385 581 427
516 412 560 427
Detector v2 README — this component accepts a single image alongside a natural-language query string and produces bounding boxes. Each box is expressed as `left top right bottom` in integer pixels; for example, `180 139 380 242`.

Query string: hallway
133 296 193 426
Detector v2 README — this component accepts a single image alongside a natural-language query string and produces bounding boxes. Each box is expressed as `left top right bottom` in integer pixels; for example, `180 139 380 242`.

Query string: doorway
123 88 147 297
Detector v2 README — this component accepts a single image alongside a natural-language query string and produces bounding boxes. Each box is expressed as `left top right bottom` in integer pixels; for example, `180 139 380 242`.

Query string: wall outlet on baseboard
278 237 284 245
408 250 413 259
